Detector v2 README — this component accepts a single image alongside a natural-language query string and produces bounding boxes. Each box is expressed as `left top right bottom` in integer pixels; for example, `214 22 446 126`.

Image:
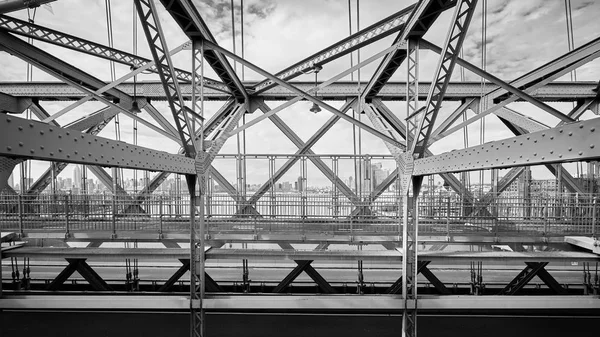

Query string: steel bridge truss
1 1 600 337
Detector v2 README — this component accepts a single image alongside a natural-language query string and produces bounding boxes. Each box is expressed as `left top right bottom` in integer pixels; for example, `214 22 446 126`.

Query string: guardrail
0 192 597 238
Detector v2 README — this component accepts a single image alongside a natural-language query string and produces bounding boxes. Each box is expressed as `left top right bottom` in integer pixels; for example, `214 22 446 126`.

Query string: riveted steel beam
0 115 195 174
413 117 600 175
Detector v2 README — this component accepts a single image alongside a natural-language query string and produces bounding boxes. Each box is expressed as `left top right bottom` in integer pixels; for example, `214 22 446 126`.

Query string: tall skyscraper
73 166 82 189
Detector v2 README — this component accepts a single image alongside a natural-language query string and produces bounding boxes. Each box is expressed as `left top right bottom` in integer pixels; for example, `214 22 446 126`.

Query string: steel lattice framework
1 1 600 337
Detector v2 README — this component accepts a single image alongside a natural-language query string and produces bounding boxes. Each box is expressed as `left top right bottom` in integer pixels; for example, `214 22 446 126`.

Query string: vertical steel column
300 156 308 218
364 156 372 196
401 37 419 337
190 39 206 337
111 167 117 238
332 156 339 217
268 156 276 218
491 169 498 236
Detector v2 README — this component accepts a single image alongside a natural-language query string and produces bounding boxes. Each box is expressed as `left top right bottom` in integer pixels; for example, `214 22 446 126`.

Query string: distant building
73 166 82 189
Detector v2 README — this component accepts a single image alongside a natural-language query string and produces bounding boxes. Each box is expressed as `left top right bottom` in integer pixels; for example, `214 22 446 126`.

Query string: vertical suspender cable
478 0 487 197
349 0 359 194
564 0 582 180
240 0 247 199
21 8 37 193
356 0 362 196
105 0 121 193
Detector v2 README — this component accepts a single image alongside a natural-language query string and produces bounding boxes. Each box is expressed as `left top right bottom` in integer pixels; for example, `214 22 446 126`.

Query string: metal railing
0 191 598 238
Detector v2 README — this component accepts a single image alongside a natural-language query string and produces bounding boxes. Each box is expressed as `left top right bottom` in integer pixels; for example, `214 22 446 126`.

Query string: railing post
592 197 597 238
446 196 450 239
543 196 548 236
17 194 23 237
64 194 70 238
159 197 164 237
111 194 117 239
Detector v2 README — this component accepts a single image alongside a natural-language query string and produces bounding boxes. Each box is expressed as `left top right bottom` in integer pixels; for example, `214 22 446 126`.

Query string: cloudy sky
2 0 600 190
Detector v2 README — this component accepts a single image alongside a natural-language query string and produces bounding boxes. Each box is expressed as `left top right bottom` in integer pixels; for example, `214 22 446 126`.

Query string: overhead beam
362 0 456 100
421 39 575 123
158 0 247 100
251 4 415 94
1 81 596 101
135 0 198 157
0 14 226 91
205 40 404 148
410 0 478 156
0 91 30 113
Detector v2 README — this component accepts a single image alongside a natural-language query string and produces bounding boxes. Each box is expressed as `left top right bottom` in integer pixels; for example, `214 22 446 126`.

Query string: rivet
526 136 530 140
591 144 595 149
30 149 35 153
568 132 573 136
6 146 11 151
559 154 562 158
74 151 78 154
550 136 554 140
541 156 545 160
58 148 62 152
568 148 572 151
67 154 70 158
18 126 23 131
29 123 34 128
559 129 563 133
49 128 53 132
579 124 584 129
74 138 77 142
550 150 554 154
579 151 583 155
40 146 44 150
6 117 11 122
81 135 84 139
58 135 62 138
66 132 70 136
591 127 596 132
533 153 537 156
40 131 44 135
18 142 23 147
541 133 545 137
50 152 53 156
